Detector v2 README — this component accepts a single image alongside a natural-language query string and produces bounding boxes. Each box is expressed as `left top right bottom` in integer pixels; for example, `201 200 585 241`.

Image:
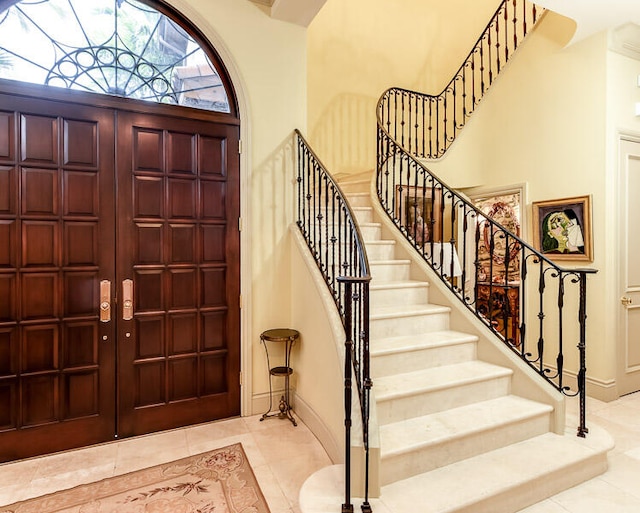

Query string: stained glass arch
0 0 235 114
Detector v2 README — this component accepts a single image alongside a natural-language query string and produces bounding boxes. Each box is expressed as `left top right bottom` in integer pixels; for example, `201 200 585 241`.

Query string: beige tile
0 485 22 508
251 461 296 513
517 499 571 512
114 428 189 474
185 417 252 455
0 458 40 488
599 452 640 501
547 477 640 513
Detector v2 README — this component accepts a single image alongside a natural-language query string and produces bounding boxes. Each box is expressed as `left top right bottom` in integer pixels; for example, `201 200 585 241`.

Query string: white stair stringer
299 173 612 513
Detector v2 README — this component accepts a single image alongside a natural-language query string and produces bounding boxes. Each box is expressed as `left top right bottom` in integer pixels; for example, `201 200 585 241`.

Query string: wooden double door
0 90 240 462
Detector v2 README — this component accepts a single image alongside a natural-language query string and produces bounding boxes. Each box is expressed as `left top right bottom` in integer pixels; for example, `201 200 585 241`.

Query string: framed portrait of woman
532 195 593 262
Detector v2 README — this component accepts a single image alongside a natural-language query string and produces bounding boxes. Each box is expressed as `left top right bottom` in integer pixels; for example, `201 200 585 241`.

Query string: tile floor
520 391 640 513
1 392 640 512
0 413 332 513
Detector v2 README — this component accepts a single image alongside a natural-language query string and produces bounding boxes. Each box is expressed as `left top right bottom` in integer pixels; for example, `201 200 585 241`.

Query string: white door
618 138 640 395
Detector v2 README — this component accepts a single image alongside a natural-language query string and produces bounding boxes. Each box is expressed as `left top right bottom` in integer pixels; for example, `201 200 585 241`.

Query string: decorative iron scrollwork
0 0 230 113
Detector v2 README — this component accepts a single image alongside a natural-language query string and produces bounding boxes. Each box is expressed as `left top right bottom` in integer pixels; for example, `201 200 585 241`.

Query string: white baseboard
292 391 342 464
544 366 618 402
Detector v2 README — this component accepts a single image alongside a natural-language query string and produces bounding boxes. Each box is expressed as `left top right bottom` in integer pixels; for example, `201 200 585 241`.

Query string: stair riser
376 375 511 425
305 222 380 240
354 209 373 224
370 262 411 282
371 285 429 308
365 243 396 260
360 224 382 240
340 181 369 193
345 194 371 207
307 207 372 223
371 342 476 378
380 413 552 485
371 312 449 338
462 452 609 513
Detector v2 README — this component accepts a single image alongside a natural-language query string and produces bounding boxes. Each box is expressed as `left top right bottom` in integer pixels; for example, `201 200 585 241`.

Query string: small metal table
259 328 299 426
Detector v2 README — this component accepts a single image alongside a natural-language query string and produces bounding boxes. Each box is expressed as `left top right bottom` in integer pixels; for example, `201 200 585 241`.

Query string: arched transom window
0 0 231 113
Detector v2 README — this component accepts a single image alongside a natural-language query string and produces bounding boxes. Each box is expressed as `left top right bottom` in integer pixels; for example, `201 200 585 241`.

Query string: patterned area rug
1 443 271 513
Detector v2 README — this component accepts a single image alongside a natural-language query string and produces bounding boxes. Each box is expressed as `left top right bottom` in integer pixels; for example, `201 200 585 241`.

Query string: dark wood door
0 87 241 461
0 94 116 462
115 111 240 436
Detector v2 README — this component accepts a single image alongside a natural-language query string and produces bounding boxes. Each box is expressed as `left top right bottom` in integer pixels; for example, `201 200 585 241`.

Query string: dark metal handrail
376 102 596 439
376 0 596 438
379 0 543 159
295 130 373 513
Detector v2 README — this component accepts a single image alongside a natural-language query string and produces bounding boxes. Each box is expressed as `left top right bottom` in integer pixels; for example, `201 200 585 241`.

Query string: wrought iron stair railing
376 125 596 437
295 130 373 513
380 0 543 160
376 0 596 439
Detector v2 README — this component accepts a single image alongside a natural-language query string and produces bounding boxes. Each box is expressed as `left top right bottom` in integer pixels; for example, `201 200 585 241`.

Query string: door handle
621 296 633 307
100 280 111 322
122 279 134 320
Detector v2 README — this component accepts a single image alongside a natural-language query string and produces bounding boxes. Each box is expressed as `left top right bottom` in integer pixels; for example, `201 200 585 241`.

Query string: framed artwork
395 186 442 243
532 195 593 261
467 184 525 284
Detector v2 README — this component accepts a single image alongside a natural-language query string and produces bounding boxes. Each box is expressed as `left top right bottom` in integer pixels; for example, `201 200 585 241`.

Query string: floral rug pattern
1 443 270 513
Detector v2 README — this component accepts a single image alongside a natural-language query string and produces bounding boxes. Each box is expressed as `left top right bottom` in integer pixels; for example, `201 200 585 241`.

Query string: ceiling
250 0 640 40
250 0 326 26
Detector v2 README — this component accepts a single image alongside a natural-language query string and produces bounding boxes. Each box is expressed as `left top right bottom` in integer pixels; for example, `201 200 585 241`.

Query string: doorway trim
616 131 640 397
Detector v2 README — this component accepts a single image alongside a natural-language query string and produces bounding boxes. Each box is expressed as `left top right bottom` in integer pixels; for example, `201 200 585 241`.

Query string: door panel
0 88 240 461
116 111 240 436
0 95 116 462
619 139 640 395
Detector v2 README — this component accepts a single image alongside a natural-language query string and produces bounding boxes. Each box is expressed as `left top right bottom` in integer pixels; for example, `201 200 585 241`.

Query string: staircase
299 173 613 513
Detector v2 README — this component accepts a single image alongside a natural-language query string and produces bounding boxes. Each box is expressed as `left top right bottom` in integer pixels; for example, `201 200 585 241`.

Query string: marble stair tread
374 360 512 402
370 279 429 291
370 330 477 356
371 303 450 319
369 258 411 264
365 239 396 246
365 240 397 247
378 423 614 513
379 395 552 458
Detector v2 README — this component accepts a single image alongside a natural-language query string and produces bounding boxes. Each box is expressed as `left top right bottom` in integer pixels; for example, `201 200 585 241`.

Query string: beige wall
166 0 306 409
307 0 501 176
428 12 627 400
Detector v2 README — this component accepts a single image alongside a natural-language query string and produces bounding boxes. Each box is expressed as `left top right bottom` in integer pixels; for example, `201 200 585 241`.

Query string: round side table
259 328 299 426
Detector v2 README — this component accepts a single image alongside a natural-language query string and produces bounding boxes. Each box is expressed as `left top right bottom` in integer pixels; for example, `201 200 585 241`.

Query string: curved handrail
379 0 543 159
375 0 596 438
376 104 596 437
294 130 373 512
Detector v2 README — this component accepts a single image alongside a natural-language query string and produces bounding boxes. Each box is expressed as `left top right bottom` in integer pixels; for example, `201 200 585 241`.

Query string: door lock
99 280 111 322
621 296 633 306
123 279 134 320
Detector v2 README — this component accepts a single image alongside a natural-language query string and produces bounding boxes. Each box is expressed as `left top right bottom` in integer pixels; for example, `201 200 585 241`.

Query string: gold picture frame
394 185 443 243
532 195 593 262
